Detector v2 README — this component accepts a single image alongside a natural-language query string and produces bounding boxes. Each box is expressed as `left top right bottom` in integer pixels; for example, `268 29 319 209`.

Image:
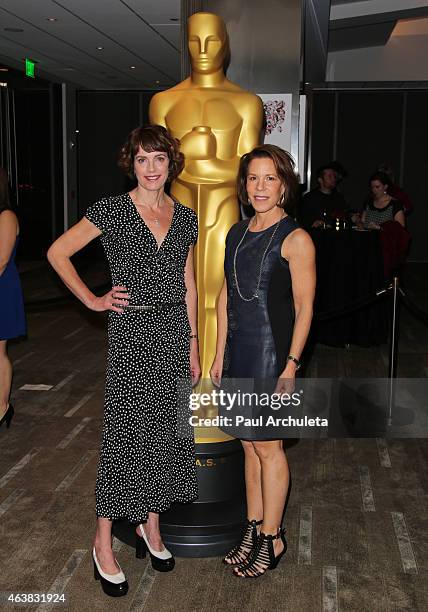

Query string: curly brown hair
237 144 299 213
118 124 184 181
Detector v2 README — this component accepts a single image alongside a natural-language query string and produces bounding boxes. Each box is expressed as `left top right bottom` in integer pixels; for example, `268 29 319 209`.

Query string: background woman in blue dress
211 145 316 578
0 167 26 429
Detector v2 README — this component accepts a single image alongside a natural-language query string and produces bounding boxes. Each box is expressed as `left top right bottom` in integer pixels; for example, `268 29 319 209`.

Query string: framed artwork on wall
258 93 293 153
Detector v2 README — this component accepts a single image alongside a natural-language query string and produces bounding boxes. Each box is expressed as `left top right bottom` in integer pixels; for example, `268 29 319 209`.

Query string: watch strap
287 354 301 370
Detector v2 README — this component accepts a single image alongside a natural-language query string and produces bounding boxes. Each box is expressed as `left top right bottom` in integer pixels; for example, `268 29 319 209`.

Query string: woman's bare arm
184 245 201 384
281 229 316 377
47 217 129 312
184 245 198 337
0 211 18 276
394 209 405 228
215 278 228 360
210 278 228 386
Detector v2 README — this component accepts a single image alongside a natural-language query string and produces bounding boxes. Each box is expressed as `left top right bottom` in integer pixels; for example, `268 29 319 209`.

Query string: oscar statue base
112 440 246 558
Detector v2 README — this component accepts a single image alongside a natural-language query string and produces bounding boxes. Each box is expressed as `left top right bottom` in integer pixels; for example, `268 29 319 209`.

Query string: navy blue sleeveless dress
0 237 26 340
224 216 299 379
221 216 299 439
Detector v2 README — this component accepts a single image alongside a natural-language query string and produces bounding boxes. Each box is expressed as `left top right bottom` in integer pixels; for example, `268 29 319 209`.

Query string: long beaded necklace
233 214 285 301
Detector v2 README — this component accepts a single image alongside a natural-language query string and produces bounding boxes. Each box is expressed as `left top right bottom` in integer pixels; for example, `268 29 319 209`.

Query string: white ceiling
0 0 180 89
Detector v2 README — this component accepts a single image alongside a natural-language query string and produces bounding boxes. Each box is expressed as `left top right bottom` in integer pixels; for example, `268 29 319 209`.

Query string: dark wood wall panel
15 90 53 258
309 92 335 189
336 92 403 211
403 92 428 261
77 91 154 217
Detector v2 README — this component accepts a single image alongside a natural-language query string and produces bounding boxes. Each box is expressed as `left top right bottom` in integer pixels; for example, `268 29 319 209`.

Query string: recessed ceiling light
46 17 58 22
96 46 104 50
4 27 24 32
155 80 160 84
130 65 136 69
0 68 9 72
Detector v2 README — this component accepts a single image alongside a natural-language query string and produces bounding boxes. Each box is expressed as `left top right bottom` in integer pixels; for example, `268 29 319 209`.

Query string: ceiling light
0 68 9 72
4 27 24 32
155 80 160 84
46 17 58 22
96 46 104 50
130 65 136 69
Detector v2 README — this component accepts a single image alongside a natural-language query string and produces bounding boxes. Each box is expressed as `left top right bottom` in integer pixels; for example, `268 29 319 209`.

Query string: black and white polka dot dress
85 193 198 522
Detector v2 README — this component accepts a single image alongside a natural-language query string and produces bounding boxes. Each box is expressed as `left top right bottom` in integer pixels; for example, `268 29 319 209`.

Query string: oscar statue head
188 12 229 75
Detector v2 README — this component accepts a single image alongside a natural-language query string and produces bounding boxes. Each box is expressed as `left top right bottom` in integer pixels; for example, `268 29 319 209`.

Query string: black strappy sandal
232 527 287 578
222 519 263 566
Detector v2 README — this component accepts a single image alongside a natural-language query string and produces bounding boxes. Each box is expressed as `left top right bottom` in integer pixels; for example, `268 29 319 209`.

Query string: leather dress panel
223 216 299 380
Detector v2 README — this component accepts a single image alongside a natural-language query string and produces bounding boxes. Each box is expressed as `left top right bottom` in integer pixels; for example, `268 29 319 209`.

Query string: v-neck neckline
127 192 177 253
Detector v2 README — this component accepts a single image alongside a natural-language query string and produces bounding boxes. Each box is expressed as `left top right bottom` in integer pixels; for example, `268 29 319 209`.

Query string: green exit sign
25 58 35 78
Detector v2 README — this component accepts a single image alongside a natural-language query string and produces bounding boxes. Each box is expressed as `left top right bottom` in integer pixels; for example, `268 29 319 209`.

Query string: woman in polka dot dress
48 125 200 596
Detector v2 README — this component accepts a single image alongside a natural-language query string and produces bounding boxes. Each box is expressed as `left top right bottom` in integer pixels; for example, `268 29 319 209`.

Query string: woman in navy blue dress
0 168 26 429
211 145 315 578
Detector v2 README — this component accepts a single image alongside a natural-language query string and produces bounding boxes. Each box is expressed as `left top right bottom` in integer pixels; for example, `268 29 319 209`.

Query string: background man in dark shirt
298 164 347 229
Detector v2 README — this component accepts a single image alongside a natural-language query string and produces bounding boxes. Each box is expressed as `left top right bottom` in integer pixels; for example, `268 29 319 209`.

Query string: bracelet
287 354 301 370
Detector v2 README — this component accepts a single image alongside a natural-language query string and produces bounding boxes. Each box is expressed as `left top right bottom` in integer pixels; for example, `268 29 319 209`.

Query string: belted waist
122 300 185 312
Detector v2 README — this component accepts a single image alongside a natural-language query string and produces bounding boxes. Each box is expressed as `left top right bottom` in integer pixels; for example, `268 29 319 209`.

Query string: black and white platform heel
92 547 128 597
135 524 175 572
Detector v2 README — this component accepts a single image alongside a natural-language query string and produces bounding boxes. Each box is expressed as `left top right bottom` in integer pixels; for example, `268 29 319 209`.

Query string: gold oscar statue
149 12 263 440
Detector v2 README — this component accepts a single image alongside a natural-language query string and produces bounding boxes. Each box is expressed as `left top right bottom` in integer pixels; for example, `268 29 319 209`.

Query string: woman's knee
252 440 283 462
241 439 258 457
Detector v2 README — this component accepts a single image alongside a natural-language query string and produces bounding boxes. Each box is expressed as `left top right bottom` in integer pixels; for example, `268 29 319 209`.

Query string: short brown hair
237 144 299 213
118 124 184 181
